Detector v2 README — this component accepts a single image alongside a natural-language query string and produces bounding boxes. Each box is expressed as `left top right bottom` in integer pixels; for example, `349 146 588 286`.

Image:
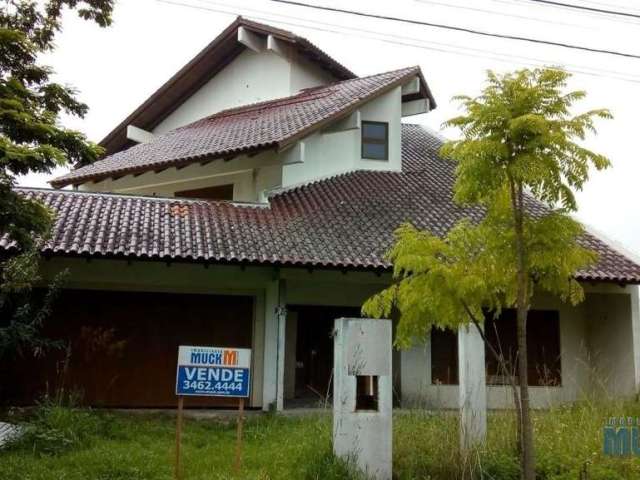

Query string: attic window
361 121 388 160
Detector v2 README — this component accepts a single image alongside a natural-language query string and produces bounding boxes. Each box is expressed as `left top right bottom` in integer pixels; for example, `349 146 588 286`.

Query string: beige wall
586 292 636 397
400 287 637 409
152 48 334 135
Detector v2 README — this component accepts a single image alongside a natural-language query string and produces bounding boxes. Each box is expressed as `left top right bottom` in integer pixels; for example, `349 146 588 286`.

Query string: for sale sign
176 346 251 398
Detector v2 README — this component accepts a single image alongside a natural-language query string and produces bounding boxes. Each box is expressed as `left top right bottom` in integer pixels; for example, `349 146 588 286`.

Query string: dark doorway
288 305 361 405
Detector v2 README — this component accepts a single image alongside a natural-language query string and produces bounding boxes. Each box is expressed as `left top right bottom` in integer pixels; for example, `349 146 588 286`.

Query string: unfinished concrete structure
333 318 392 480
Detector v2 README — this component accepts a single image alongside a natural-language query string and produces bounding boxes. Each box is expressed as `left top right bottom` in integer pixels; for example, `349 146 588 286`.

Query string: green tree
363 67 611 479
0 1 114 358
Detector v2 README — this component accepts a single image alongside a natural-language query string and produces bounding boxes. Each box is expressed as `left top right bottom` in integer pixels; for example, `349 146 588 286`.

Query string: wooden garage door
2 289 254 408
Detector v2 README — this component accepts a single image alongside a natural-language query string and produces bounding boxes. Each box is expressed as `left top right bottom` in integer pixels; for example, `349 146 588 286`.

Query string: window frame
361 121 389 161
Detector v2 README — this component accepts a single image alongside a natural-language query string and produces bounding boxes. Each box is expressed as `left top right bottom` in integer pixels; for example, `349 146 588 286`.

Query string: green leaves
364 67 607 349
0 2 112 359
441 67 611 213
0 1 112 251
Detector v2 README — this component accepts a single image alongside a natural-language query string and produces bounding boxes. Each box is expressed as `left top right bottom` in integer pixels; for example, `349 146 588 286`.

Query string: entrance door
288 305 361 403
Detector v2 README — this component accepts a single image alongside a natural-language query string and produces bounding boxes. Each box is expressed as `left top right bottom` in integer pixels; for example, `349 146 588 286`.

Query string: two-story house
3 17 640 411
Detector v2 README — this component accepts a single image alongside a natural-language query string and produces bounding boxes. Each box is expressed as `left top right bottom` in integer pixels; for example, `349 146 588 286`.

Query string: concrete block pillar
333 318 393 480
458 324 487 451
263 278 287 411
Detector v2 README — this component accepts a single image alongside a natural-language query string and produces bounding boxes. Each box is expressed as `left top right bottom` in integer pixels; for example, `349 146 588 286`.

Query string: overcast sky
18 0 640 257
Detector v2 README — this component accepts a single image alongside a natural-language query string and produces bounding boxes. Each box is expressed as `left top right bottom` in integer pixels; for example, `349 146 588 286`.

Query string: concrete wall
289 54 336 93
333 318 393 480
399 289 636 409
586 291 636 397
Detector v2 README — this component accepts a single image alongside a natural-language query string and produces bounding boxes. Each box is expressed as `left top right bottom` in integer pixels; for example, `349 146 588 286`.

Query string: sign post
235 397 245 474
175 396 184 480
174 345 251 479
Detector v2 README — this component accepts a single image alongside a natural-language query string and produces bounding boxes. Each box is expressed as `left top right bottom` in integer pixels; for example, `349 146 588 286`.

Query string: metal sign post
174 345 251 479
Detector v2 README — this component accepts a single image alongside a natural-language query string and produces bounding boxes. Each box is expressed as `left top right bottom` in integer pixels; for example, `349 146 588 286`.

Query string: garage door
2 289 254 408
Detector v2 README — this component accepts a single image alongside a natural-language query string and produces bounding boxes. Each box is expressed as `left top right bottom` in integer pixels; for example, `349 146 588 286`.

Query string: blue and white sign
176 345 251 398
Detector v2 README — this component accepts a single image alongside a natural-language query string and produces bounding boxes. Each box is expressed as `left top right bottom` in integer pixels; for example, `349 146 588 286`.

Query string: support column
276 280 287 411
400 334 431 407
262 278 287 411
630 285 640 394
458 324 487 451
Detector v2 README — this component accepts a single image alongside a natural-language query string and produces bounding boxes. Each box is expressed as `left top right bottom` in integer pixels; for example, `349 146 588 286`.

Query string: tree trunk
511 181 535 480
466 309 522 456
516 299 534 479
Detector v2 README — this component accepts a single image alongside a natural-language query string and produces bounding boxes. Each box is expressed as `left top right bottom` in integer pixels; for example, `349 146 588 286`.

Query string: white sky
18 0 640 256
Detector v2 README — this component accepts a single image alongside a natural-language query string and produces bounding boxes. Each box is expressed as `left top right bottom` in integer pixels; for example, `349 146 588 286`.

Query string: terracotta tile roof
7 125 640 284
52 66 427 188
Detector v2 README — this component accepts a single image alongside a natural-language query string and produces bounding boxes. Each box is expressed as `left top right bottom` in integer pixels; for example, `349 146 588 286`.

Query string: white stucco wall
586 291 636 397
153 48 337 135
289 54 336 93
79 150 282 203
153 50 290 135
281 87 403 188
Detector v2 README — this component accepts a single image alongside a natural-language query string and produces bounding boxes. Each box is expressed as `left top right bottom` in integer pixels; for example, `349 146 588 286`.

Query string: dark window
485 309 562 386
431 328 458 385
430 310 562 386
355 375 379 411
361 121 389 160
175 184 233 200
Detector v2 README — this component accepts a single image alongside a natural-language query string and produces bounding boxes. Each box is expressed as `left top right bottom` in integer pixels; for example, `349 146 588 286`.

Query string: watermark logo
603 417 640 456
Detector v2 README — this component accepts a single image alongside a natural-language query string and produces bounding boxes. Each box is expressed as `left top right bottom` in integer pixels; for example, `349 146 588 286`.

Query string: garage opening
285 305 361 408
1 289 254 408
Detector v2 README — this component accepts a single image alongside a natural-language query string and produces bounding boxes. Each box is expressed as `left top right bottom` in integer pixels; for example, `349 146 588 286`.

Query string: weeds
1 400 640 479
4 397 116 456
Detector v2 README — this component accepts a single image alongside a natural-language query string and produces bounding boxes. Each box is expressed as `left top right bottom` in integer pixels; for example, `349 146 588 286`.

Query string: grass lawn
1 399 640 479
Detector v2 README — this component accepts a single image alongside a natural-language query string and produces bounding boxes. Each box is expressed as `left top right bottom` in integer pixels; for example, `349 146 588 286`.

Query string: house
2 17 640 411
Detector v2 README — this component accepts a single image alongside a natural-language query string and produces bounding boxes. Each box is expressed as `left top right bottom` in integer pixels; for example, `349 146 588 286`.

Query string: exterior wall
355 86 402 173
153 50 292 135
281 87 403 188
399 290 627 409
36 257 636 410
79 150 282 203
82 86 406 202
586 291 636 397
289 54 336 92
153 49 338 136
